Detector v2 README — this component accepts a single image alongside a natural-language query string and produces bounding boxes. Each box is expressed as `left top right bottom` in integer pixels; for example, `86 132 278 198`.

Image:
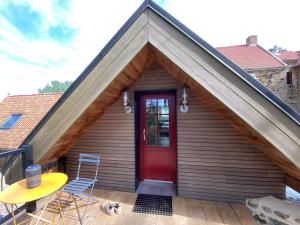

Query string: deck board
187 198 207 225
173 197 189 225
231 203 257 225
201 200 224 225
216 202 242 225
9 189 257 225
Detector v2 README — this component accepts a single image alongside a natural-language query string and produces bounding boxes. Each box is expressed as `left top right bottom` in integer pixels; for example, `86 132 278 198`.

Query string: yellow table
0 172 68 225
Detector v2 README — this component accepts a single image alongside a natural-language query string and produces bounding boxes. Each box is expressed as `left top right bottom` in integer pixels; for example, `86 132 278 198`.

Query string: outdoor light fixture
123 90 132 113
180 88 189 113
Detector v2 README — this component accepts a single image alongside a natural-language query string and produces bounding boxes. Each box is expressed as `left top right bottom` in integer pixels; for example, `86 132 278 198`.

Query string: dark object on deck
25 164 41 188
132 194 172 216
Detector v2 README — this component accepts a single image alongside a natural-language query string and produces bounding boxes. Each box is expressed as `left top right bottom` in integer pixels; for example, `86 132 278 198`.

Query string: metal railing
0 145 61 224
0 145 38 224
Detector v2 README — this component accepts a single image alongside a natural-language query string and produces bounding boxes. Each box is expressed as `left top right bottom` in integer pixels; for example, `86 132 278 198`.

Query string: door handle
143 129 145 141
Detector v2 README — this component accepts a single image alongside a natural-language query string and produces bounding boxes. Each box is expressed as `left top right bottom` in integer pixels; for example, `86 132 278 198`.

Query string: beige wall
65 63 285 202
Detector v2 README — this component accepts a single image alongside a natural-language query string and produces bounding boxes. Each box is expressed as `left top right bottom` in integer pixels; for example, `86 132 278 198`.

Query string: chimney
246 35 257 47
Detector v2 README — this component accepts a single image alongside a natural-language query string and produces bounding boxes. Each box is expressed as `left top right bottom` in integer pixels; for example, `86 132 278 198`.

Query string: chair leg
72 194 83 225
81 195 91 223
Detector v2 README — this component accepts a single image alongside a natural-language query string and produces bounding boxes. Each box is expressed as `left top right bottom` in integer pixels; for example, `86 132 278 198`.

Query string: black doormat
132 194 172 216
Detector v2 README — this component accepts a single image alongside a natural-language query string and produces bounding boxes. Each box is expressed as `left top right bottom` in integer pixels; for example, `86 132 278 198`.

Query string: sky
0 0 299 101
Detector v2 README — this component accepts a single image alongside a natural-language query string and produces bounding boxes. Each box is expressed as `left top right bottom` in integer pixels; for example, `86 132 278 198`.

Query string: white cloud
0 0 144 100
0 0 299 101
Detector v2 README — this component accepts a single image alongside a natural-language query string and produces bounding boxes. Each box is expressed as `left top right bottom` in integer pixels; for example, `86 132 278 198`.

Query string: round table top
0 172 68 204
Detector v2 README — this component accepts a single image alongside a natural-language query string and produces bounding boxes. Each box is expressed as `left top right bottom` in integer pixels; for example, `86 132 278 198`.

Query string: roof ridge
216 44 247 49
6 93 63 98
257 44 287 67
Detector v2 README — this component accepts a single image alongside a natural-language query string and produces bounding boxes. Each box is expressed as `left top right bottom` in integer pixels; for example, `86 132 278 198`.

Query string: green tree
268 45 286 53
38 80 73 93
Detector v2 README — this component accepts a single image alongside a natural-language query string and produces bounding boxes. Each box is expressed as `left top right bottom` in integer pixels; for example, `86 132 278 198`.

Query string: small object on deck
25 164 41 188
246 196 300 225
101 203 115 216
132 194 172 216
114 203 122 215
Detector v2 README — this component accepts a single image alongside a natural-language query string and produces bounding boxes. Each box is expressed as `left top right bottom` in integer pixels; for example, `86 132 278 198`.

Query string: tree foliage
38 80 73 93
268 45 286 53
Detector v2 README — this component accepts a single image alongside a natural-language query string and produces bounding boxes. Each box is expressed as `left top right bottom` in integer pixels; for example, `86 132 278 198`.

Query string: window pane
159 131 169 146
146 115 156 129
145 99 157 113
158 98 169 114
158 114 169 129
146 131 157 145
0 114 22 129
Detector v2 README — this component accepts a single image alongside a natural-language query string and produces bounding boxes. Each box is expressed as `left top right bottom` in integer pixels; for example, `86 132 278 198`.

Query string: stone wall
290 67 300 113
249 69 300 113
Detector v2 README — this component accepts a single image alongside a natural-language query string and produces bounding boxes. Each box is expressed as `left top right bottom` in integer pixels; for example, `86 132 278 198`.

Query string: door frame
134 90 177 190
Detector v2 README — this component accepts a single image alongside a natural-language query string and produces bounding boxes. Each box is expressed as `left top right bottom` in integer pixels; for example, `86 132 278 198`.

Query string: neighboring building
217 36 300 113
276 50 299 65
0 93 62 149
291 61 300 112
276 50 300 112
17 1 300 203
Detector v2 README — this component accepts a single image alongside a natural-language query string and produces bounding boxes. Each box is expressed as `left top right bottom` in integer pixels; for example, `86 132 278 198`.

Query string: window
0 114 22 129
287 72 293 85
145 98 170 147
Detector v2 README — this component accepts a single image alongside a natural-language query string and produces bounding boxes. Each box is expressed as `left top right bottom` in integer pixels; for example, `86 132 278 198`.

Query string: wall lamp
123 90 132 113
180 88 189 113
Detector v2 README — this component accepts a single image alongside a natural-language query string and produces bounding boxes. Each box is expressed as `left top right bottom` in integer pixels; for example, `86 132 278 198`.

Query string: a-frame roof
22 1 300 190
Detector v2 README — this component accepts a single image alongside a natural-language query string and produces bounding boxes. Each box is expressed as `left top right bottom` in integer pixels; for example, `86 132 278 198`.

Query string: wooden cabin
22 1 300 203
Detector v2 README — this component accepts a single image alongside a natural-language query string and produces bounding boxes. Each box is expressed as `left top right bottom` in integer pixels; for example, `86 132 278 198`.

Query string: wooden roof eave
29 12 150 162
146 11 300 169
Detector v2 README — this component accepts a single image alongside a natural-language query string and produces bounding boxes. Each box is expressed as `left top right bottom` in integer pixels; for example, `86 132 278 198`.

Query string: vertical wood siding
65 63 285 202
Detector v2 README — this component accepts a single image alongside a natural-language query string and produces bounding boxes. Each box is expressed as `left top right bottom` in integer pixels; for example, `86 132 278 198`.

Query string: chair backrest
76 153 101 181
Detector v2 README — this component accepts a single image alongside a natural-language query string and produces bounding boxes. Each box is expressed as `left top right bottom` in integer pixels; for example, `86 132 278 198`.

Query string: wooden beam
286 175 300 193
39 46 149 162
153 45 300 180
148 9 300 145
31 13 149 162
147 23 300 172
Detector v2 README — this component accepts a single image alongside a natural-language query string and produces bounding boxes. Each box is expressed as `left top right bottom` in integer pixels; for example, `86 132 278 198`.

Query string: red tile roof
216 45 286 70
0 93 62 149
276 50 299 61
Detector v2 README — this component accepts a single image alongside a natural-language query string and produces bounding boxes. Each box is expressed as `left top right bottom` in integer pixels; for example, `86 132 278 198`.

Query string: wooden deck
12 189 258 225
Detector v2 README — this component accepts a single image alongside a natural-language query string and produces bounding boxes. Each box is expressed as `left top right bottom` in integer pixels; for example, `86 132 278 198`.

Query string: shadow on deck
8 188 257 225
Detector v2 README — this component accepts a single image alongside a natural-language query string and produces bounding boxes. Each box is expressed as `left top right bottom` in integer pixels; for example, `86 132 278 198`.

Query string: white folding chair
62 153 100 224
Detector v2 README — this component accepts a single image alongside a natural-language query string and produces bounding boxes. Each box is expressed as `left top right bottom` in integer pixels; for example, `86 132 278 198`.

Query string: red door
140 93 176 183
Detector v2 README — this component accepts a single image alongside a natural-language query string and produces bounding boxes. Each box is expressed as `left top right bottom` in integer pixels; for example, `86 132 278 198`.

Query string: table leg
55 190 65 225
11 204 17 225
34 200 49 225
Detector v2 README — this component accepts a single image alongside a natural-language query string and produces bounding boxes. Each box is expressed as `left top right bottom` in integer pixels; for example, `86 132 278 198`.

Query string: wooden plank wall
65 98 135 192
177 95 285 202
65 63 285 202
